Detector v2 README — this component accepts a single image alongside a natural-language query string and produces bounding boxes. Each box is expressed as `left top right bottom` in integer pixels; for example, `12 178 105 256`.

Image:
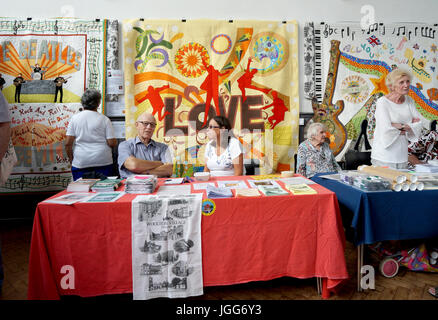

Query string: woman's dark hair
210 115 232 130
81 89 101 110
209 115 234 145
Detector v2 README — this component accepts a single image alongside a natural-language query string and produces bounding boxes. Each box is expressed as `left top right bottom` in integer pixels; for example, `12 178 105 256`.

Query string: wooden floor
0 218 437 301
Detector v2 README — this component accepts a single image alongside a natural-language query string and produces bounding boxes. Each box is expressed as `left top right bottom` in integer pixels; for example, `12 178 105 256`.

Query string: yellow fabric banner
122 19 299 174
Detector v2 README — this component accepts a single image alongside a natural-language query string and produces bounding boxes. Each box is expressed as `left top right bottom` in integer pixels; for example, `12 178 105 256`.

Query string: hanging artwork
0 19 112 193
122 19 300 174
305 22 438 157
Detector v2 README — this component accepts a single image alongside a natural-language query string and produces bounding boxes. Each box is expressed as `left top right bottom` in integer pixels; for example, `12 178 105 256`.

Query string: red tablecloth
28 175 348 299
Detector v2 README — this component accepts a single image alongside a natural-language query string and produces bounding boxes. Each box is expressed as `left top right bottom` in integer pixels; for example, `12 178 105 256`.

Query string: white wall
4 0 438 113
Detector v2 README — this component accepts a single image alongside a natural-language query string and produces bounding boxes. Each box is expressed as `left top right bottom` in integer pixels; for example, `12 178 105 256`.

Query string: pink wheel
379 258 399 278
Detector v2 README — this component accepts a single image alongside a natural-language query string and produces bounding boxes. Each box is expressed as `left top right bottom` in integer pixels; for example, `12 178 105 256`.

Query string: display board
304 22 438 157
123 19 300 174
0 19 110 193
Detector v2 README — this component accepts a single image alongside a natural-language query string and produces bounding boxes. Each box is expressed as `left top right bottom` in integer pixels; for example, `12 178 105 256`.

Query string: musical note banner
305 22 438 158
0 19 110 193
122 19 300 174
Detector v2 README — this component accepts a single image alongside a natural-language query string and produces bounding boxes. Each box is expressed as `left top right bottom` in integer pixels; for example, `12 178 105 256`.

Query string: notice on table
131 194 203 300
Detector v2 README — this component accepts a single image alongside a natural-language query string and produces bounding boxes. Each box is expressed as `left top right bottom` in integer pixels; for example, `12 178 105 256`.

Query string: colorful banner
305 22 438 157
0 19 109 193
123 19 299 174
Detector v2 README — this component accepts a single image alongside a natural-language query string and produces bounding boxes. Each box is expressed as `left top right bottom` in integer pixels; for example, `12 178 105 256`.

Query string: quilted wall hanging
0 19 112 193
122 19 299 174
304 22 438 157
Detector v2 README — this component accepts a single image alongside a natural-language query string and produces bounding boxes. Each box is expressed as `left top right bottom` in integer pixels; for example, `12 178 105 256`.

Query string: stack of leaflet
235 188 261 197
91 179 123 192
257 185 289 196
206 185 233 198
352 175 392 191
340 171 392 191
66 179 100 192
285 183 317 195
415 164 438 173
125 175 157 194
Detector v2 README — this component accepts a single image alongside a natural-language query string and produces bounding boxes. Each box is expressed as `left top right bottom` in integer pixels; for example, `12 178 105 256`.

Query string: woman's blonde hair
385 68 412 92
307 122 326 140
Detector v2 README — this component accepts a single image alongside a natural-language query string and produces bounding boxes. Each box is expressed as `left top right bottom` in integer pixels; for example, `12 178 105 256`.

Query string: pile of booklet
206 185 233 198
257 185 289 196
285 183 317 195
91 179 123 192
235 188 261 197
66 179 100 192
125 175 157 194
415 164 438 173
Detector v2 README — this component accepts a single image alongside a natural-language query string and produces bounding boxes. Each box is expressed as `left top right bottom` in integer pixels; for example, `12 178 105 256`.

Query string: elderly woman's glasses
137 121 156 128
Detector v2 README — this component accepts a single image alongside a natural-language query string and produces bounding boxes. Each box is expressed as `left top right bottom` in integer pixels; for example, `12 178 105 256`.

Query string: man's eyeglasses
208 125 221 129
137 121 157 128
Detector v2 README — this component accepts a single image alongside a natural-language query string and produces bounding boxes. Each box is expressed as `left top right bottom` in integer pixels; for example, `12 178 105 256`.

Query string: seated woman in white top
371 68 423 169
204 116 243 176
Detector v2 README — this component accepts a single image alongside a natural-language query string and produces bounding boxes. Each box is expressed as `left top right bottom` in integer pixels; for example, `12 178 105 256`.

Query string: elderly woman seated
296 122 342 178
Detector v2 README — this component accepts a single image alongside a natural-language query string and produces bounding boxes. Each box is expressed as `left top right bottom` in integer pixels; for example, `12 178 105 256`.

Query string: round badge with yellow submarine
202 199 216 216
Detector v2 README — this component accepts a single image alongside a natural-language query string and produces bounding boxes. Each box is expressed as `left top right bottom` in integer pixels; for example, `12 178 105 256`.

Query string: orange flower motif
175 42 210 78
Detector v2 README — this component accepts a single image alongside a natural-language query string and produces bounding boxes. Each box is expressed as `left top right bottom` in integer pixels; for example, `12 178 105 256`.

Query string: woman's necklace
215 144 228 164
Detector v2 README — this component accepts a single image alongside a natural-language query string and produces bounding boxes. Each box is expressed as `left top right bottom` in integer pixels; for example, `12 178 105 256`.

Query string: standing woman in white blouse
65 89 118 180
371 68 423 169
204 116 244 176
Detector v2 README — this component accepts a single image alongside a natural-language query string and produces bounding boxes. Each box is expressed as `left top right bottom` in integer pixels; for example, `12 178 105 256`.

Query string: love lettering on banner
304 22 438 157
0 19 109 193
122 19 299 174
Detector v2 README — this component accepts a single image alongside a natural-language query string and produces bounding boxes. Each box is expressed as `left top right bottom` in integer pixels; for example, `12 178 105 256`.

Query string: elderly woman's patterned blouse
296 140 342 178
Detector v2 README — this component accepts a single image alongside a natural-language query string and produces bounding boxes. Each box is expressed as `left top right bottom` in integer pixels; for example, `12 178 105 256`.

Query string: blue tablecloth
312 173 438 245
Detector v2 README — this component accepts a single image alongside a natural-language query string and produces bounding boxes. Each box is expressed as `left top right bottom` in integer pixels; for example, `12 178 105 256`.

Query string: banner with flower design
122 19 299 174
0 19 109 193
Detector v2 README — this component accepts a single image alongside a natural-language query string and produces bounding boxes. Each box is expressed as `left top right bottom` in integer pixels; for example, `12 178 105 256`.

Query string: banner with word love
122 19 299 174
0 19 108 193
304 22 438 158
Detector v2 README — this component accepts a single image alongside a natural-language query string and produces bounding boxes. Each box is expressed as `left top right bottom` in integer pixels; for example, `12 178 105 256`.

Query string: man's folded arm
123 156 163 173
147 163 173 177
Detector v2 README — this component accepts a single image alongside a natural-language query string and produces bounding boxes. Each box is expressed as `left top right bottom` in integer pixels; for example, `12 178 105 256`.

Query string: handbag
345 120 372 170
